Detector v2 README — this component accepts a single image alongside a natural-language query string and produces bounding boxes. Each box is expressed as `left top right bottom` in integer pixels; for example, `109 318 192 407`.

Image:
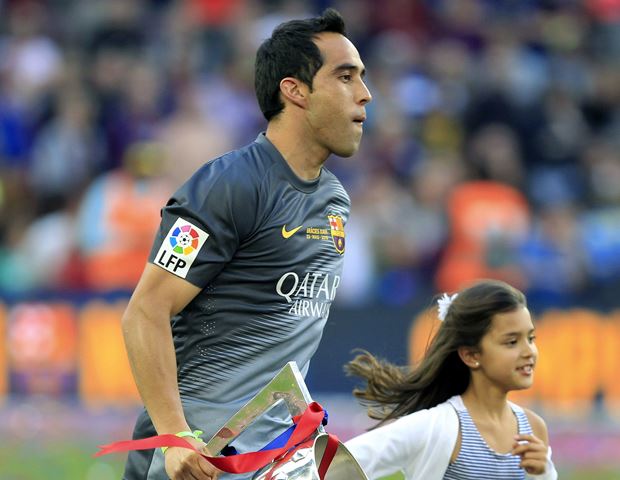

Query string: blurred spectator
87 0 146 57
520 203 589 308
435 180 530 293
158 81 235 188
76 141 172 291
91 59 169 171
0 193 84 293
581 206 620 288
582 139 620 206
466 123 525 190
0 217 36 292
28 89 104 216
0 1 62 110
0 0 617 308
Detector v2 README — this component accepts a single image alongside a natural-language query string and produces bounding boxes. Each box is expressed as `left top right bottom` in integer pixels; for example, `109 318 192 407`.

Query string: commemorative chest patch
328 215 345 255
154 218 209 278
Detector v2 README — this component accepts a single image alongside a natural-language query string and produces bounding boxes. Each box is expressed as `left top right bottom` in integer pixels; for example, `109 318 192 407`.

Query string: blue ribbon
260 408 329 451
221 408 329 456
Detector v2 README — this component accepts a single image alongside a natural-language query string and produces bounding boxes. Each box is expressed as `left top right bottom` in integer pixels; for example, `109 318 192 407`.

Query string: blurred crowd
0 0 619 308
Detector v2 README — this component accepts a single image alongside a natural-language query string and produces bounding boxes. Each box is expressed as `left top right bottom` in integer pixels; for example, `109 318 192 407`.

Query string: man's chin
332 142 360 158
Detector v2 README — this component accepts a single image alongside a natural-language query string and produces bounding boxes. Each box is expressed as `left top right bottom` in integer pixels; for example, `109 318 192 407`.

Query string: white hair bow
437 293 458 321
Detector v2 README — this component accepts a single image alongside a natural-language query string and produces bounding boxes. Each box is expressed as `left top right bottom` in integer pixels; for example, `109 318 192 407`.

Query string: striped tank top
443 396 533 480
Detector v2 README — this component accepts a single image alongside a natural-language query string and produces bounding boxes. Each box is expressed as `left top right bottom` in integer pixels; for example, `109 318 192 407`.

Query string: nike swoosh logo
282 225 303 239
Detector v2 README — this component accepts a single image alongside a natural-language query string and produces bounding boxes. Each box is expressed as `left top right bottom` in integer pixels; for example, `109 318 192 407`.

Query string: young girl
345 279 558 480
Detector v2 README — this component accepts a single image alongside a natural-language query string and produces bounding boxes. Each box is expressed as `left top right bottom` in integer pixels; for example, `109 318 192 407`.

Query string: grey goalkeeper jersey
125 133 349 479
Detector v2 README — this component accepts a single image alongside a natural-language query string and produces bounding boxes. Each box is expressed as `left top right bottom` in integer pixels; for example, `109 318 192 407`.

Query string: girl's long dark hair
345 279 526 426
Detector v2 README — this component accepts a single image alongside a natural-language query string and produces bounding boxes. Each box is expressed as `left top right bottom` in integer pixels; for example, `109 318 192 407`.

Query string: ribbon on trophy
96 363 367 480
95 401 340 477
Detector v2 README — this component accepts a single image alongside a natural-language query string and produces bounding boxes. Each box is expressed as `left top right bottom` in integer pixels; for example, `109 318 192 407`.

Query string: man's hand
164 436 221 480
511 434 548 475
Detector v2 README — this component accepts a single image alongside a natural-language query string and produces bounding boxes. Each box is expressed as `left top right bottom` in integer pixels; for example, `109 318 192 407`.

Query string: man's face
305 32 371 158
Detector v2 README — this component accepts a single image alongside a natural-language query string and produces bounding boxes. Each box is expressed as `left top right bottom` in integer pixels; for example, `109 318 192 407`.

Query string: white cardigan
345 396 558 480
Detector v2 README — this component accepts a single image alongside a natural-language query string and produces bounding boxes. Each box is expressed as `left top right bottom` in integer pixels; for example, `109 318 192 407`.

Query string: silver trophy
204 362 368 480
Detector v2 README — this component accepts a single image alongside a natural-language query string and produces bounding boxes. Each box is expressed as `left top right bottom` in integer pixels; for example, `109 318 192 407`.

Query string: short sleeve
148 160 259 287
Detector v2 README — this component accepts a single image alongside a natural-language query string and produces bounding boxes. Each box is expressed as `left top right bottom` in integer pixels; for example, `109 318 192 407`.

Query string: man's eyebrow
332 63 366 78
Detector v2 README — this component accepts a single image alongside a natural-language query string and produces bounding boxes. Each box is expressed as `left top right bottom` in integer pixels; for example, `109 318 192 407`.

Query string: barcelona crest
328 215 345 255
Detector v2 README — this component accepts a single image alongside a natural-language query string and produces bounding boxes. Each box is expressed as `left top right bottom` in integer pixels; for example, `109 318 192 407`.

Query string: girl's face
477 306 538 392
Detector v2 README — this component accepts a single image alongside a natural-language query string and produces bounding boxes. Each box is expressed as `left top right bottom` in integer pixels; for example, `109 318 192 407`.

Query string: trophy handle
205 362 320 455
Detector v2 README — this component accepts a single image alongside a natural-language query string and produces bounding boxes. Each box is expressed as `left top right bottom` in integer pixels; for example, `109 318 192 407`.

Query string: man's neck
265 121 329 181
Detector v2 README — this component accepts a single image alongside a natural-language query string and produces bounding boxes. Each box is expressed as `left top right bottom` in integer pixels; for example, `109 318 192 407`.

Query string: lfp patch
154 218 209 278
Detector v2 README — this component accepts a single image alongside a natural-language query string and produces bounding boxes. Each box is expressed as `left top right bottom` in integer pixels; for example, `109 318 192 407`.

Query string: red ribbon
317 433 340 479
95 401 333 475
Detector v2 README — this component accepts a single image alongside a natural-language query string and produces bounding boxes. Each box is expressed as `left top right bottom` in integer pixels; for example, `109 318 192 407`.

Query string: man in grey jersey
122 8 371 480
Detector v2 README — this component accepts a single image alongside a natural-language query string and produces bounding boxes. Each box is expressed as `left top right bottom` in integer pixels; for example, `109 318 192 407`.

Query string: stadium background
0 0 619 478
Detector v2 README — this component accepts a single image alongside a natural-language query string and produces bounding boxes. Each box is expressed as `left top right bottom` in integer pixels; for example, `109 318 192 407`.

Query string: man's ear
279 77 308 109
458 346 481 369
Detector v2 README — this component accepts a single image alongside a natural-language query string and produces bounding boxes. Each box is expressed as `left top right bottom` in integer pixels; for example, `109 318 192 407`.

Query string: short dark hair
255 8 347 121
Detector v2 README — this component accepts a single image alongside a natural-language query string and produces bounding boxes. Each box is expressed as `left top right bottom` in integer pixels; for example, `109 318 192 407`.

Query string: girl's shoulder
523 406 549 444
510 402 549 445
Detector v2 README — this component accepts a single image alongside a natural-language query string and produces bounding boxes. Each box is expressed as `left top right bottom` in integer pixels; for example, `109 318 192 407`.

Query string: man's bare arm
122 263 219 479
122 263 200 434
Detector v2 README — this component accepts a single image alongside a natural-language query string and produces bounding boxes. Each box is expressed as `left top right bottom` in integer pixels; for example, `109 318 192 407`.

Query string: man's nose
358 81 372 105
